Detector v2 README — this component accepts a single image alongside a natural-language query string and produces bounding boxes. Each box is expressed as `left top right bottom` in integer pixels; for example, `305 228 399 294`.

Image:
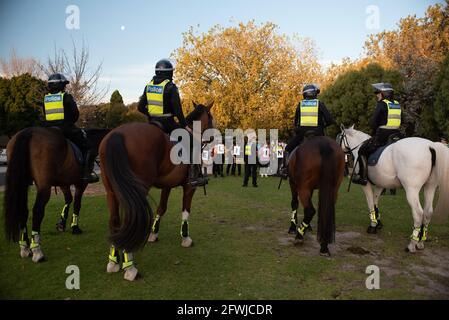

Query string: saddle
68 141 84 165
367 133 402 167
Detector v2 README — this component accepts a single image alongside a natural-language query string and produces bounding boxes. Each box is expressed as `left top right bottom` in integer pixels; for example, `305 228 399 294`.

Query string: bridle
338 124 364 158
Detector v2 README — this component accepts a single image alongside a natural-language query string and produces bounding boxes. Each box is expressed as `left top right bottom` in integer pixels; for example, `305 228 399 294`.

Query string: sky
0 0 443 104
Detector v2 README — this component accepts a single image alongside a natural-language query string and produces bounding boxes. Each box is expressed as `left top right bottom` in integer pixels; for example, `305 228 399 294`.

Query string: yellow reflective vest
300 99 319 127
245 145 252 156
44 92 65 121
146 79 170 116
380 99 401 129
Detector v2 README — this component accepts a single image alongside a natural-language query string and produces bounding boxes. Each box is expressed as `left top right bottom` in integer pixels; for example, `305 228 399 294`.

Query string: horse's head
338 124 370 153
186 101 215 133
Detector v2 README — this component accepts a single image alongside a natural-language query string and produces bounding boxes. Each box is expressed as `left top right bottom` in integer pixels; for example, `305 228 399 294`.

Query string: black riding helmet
48 73 69 92
155 59 174 80
372 83 394 99
302 84 320 99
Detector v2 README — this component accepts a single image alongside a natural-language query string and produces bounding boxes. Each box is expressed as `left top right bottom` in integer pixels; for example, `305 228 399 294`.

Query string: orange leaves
173 21 322 134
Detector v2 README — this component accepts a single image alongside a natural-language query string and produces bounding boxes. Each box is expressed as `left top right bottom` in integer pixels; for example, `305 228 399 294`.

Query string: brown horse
99 103 213 281
3 127 109 262
287 136 345 256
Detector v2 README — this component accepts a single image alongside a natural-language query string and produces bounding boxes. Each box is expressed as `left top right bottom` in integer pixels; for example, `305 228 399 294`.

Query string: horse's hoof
107 262 120 273
407 243 417 253
320 251 331 257
416 242 425 250
56 219 66 232
31 248 45 263
71 226 83 235
148 233 159 243
376 220 383 230
20 247 32 258
181 237 193 248
288 226 296 234
123 266 138 281
367 226 378 234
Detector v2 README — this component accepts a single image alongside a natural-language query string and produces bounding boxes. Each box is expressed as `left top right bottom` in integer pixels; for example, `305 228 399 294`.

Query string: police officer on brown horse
352 83 402 185
43 73 98 183
280 84 334 179
138 59 206 187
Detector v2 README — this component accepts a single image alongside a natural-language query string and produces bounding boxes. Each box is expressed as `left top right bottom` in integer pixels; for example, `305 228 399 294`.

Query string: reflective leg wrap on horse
289 210 298 234
56 204 70 232
30 231 44 262
152 215 161 234
106 245 120 273
180 220 190 238
71 214 82 234
19 227 31 258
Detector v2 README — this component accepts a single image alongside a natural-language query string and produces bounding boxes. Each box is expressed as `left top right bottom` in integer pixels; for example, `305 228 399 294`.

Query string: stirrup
352 174 367 186
83 172 99 184
187 177 208 187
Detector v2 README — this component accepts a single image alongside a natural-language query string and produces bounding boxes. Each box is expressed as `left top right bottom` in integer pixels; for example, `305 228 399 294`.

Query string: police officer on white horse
352 83 402 185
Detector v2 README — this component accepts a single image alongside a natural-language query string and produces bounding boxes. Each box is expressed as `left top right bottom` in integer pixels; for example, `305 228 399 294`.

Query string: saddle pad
368 145 389 167
68 140 84 165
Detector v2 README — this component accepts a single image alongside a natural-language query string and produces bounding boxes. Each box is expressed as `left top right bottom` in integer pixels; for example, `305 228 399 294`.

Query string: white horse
339 126 449 252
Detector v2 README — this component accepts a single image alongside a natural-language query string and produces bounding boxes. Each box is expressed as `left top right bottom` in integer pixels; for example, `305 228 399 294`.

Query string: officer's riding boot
82 150 99 184
352 155 368 186
187 164 208 188
280 152 290 179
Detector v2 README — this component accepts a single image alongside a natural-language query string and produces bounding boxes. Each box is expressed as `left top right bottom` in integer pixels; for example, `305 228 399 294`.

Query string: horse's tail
4 128 33 242
104 132 152 252
432 142 449 222
317 141 337 244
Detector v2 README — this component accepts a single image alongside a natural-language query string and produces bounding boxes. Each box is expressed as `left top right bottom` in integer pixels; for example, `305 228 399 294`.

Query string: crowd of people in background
204 140 287 187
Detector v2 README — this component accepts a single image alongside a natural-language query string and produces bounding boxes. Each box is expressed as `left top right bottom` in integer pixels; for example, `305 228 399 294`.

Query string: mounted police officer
43 73 98 183
352 83 402 185
138 59 206 187
280 84 334 178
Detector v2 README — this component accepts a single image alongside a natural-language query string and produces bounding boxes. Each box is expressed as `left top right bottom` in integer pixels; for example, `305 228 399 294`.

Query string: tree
173 21 323 137
105 90 127 128
0 48 43 79
40 40 108 106
421 54 449 140
0 74 46 136
364 1 449 136
320 63 403 138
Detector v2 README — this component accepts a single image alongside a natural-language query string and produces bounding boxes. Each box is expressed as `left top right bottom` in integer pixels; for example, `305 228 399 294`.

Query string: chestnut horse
287 136 345 256
99 103 213 281
4 127 109 262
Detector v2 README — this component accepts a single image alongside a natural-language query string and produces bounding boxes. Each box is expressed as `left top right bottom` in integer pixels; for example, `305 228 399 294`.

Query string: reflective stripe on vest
146 79 170 116
300 99 319 127
245 145 252 156
44 92 65 121
381 99 401 129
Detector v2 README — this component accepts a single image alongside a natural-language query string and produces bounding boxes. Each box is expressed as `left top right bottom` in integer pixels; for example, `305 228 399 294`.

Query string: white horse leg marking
181 210 193 248
404 186 424 253
362 184 377 227
418 181 438 250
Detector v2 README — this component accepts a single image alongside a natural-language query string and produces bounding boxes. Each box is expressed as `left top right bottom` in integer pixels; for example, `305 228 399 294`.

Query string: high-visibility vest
146 79 170 116
300 99 319 127
245 145 252 156
44 92 65 121
380 99 401 129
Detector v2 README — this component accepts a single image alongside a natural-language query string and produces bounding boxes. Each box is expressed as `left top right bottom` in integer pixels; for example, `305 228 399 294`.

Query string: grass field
1 175 449 300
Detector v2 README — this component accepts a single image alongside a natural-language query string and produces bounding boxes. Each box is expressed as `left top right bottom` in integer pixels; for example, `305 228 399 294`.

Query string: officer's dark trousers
285 127 323 153
46 123 90 154
359 128 401 157
243 164 257 186
227 163 241 176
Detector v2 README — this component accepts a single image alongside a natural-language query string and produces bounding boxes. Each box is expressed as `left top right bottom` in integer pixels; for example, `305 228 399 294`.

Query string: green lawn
1 176 449 300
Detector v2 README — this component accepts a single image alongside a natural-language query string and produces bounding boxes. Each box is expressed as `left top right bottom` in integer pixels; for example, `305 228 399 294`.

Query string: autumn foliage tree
174 21 322 136
364 1 449 136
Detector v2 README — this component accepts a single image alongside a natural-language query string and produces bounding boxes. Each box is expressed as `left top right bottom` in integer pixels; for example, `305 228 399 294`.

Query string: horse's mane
186 105 207 125
345 126 371 140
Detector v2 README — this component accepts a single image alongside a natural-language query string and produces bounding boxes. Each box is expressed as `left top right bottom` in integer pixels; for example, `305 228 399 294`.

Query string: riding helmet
155 59 174 79
372 83 394 98
48 73 69 92
302 84 320 99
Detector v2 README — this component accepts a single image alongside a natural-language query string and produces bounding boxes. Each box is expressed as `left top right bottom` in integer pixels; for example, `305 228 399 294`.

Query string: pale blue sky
0 0 442 103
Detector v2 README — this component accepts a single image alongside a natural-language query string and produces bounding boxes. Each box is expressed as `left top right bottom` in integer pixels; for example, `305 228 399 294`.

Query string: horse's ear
192 101 198 108
350 124 355 130
207 101 214 110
